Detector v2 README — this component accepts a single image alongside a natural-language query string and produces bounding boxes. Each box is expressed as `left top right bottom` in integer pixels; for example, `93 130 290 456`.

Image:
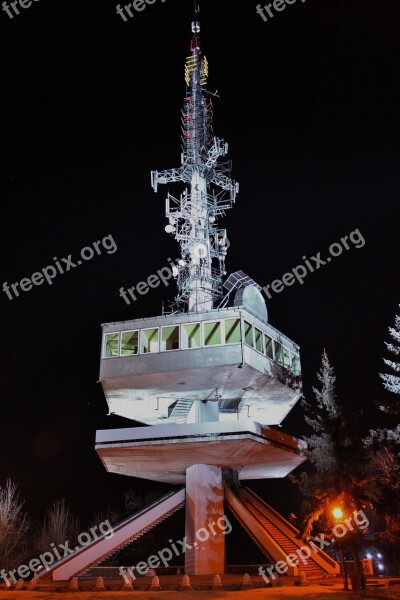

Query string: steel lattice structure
151 19 239 312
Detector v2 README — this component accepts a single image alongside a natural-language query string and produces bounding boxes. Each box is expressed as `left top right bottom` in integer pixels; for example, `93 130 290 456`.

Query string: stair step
78 501 184 578
241 500 326 575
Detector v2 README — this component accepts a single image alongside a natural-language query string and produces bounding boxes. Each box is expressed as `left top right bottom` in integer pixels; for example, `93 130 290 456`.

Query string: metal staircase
79 500 183 577
241 498 325 578
226 486 339 579
170 398 193 423
225 506 274 564
40 489 185 581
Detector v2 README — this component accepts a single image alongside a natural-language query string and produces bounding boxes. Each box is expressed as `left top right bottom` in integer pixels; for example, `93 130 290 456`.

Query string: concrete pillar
212 574 222 589
69 577 79 591
180 574 191 590
185 464 225 575
187 400 219 423
150 576 161 591
94 576 105 591
242 573 253 588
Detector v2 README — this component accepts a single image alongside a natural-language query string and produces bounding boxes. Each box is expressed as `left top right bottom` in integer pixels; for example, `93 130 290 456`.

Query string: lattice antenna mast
151 8 239 313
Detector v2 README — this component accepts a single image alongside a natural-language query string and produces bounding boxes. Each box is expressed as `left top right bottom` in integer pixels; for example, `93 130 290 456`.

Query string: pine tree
363 306 400 558
380 306 400 412
364 426 400 559
291 351 367 536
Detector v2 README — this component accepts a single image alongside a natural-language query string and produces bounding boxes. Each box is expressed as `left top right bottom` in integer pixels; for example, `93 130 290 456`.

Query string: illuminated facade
41 6 339 581
95 9 308 575
39 3 338 580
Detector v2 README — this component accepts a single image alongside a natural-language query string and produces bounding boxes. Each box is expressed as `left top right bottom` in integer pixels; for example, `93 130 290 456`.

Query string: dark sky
1 0 399 523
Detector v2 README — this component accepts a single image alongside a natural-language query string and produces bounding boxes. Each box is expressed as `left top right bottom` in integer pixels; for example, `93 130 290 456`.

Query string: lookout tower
96 7 306 575
41 4 339 582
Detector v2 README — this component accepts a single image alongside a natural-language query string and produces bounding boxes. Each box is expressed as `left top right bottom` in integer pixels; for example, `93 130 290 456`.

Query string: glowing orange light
332 507 344 520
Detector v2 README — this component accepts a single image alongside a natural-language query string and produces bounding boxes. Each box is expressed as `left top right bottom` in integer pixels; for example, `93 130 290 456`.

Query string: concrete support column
187 400 219 423
185 464 225 575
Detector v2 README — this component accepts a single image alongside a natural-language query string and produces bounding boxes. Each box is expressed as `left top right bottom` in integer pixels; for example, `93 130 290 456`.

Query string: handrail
109 489 180 532
243 488 299 536
242 487 339 571
38 489 183 578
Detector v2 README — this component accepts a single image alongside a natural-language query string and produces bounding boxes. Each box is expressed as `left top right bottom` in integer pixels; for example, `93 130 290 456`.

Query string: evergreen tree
291 351 367 536
379 305 400 412
364 427 400 562
363 305 400 558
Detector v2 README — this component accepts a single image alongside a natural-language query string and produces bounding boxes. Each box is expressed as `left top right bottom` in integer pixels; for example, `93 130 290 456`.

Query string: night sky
1 0 400 525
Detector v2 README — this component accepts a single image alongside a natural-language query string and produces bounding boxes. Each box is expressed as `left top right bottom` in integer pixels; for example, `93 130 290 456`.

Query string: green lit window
225 319 241 344
265 335 274 359
204 321 222 346
244 321 254 347
161 326 180 351
141 328 159 354
283 347 291 368
182 323 201 349
274 340 282 363
255 328 263 353
121 331 138 356
104 333 119 358
293 354 301 376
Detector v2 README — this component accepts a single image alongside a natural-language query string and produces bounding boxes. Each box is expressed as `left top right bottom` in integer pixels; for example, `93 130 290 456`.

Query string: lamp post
332 507 349 591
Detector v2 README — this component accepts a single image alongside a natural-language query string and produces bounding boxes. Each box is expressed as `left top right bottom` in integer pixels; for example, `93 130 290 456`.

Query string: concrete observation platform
96 420 307 484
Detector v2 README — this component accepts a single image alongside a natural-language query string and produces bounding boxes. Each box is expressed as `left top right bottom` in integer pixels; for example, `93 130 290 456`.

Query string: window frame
181 321 202 350
292 353 301 376
202 319 223 347
140 327 160 355
282 345 292 369
274 339 283 364
254 327 264 354
160 325 180 352
243 320 255 348
103 332 120 359
224 318 242 345
120 329 139 357
264 333 274 359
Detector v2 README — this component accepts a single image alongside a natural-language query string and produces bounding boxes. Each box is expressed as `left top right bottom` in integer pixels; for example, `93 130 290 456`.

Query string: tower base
185 464 225 575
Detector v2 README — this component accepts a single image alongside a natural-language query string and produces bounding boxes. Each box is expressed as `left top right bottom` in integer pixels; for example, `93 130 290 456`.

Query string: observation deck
100 304 302 427
96 420 307 484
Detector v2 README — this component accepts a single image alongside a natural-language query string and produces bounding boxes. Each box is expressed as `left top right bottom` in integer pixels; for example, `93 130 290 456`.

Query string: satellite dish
235 285 268 323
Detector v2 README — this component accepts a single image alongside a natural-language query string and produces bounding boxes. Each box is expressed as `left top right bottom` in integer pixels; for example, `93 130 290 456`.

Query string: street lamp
332 507 344 520
332 507 349 591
